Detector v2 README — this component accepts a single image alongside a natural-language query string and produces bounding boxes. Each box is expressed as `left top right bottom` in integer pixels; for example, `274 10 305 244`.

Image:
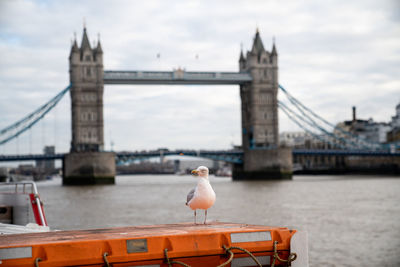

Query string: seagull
186 166 216 224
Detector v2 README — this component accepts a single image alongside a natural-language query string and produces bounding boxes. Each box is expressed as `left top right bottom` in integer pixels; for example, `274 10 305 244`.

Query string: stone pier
233 148 292 180
63 152 116 185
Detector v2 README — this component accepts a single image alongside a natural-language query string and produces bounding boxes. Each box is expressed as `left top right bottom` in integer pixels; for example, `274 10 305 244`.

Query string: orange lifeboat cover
0 222 296 266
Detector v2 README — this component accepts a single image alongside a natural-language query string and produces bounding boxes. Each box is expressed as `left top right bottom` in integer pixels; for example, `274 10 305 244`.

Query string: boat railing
1 181 39 194
0 181 47 226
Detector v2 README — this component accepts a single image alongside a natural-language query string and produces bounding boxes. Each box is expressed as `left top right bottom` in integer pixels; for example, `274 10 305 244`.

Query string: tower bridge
63 27 290 184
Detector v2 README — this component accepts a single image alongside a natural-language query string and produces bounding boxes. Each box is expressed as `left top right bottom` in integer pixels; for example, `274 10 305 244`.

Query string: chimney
352 106 356 121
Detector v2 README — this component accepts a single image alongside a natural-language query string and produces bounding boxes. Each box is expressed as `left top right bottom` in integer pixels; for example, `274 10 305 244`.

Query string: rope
164 248 191 267
34 244 292 267
217 245 261 267
216 245 234 267
103 252 111 267
271 241 297 267
163 245 260 267
34 258 41 267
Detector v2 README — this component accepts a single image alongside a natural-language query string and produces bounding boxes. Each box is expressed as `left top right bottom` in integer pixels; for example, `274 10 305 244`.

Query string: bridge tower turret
234 30 292 180
64 27 115 185
69 27 104 152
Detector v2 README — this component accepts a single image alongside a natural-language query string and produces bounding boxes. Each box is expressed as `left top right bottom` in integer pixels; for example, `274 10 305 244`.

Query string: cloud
0 0 399 156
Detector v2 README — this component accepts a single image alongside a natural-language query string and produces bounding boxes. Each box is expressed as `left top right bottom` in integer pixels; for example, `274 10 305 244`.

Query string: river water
34 174 400 267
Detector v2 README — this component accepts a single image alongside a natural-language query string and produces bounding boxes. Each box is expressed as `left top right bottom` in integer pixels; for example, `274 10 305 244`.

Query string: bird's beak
191 169 199 176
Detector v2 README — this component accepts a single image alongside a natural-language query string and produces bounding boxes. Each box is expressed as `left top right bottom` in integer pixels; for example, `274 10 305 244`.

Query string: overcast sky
0 0 399 155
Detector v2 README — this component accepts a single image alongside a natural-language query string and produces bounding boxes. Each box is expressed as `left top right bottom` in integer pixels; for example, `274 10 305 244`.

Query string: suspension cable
279 102 346 149
279 84 391 150
280 85 364 144
279 88 370 149
279 93 365 149
0 85 70 146
279 101 362 150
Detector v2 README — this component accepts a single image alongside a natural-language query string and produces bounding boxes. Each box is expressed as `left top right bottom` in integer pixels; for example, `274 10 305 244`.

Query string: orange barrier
0 222 297 266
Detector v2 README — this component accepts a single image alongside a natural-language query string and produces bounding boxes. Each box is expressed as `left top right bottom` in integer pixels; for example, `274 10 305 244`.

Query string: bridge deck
103 70 252 85
0 154 65 162
1 149 399 163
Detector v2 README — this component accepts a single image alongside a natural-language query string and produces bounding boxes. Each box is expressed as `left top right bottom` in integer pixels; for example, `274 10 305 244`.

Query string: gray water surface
35 175 400 267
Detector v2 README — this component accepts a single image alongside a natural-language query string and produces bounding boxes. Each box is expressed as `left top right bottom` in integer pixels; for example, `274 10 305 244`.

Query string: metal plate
127 239 148 253
232 256 270 267
230 231 271 243
0 247 32 260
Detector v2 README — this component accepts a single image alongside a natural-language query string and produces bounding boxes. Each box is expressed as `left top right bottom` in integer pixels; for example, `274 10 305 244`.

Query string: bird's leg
204 209 207 224
194 210 197 225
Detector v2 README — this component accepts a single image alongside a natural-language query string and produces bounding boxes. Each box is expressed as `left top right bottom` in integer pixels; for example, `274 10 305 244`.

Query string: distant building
36 146 55 172
280 132 333 149
387 102 400 143
334 106 390 146
364 121 391 143
280 132 311 148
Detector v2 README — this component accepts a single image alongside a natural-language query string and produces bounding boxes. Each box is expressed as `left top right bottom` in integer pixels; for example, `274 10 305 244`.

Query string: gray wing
186 188 195 205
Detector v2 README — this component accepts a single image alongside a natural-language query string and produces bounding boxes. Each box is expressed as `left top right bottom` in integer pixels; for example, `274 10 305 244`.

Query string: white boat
0 181 49 235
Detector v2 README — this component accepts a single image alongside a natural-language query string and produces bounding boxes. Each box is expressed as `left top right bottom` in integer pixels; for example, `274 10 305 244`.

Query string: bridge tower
233 30 292 179
63 27 115 185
